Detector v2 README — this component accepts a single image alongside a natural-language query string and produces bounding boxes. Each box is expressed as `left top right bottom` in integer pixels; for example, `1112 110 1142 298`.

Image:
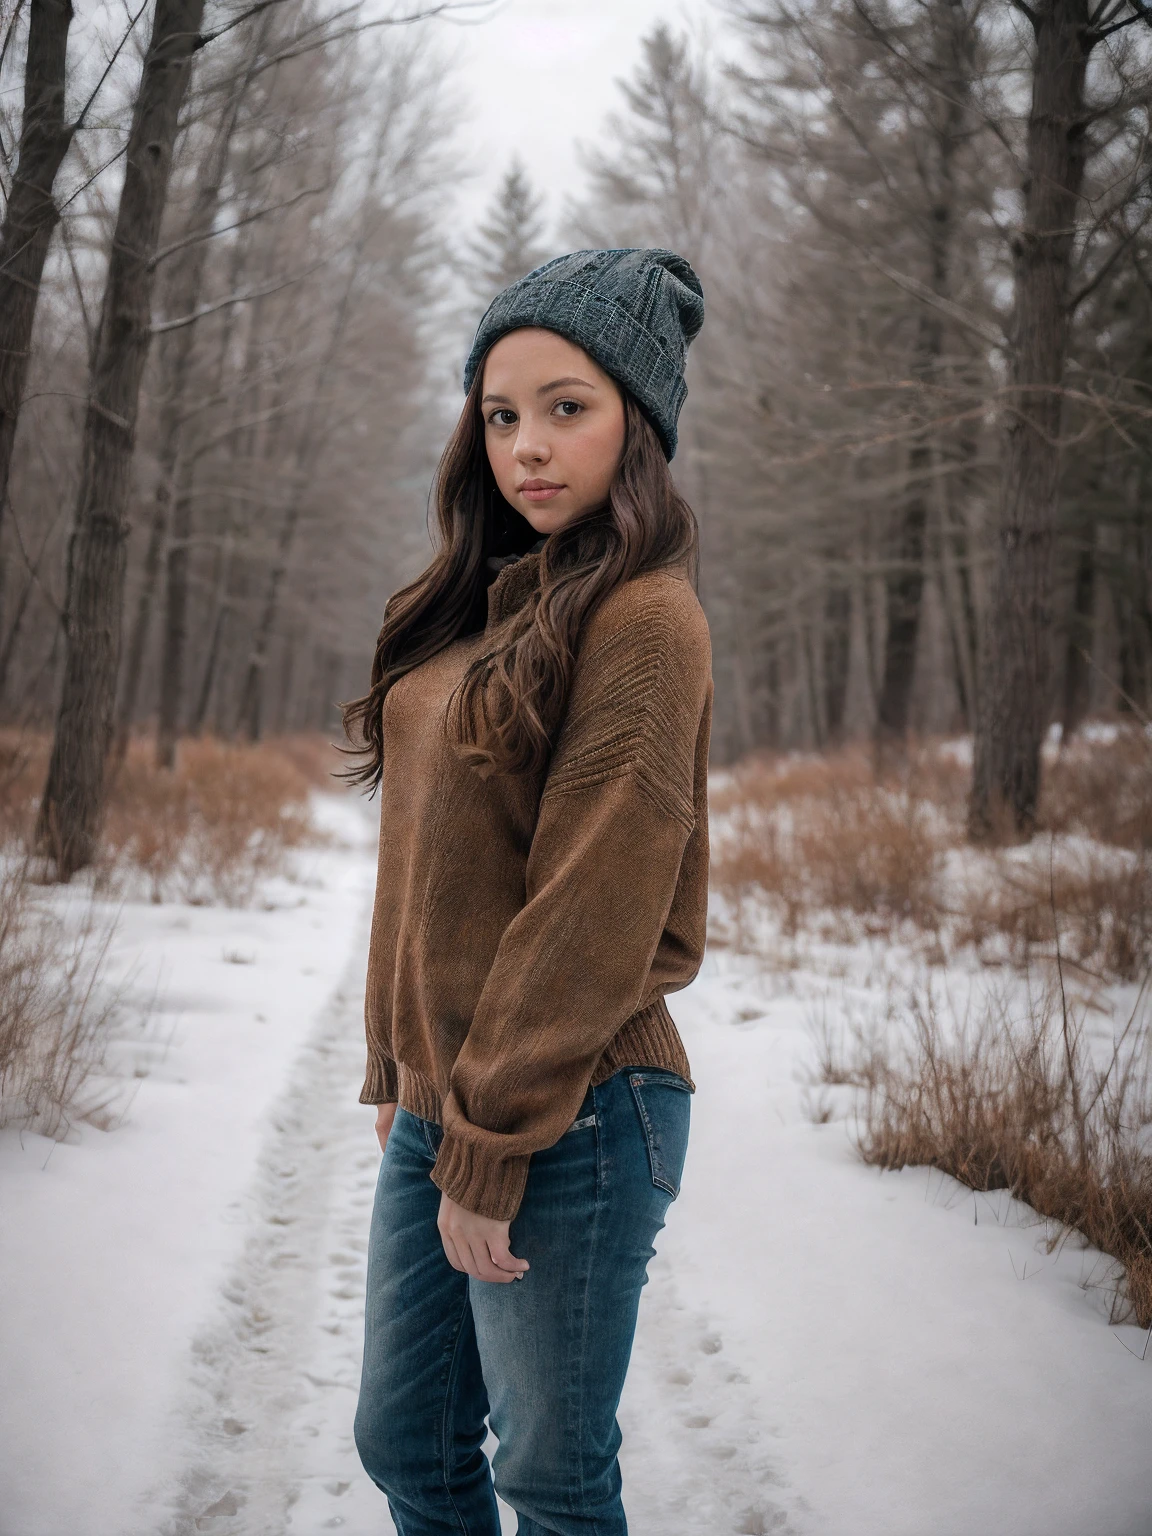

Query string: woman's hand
374 1102 397 1154
437 1193 530 1285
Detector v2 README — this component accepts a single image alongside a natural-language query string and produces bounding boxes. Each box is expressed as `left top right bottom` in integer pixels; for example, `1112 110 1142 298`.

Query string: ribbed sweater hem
427 998 692 1218
358 1052 399 1105
592 996 694 1090
431 1136 532 1222
378 997 694 1125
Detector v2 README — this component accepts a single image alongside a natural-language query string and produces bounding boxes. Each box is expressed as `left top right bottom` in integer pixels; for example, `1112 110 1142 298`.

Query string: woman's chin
519 501 580 536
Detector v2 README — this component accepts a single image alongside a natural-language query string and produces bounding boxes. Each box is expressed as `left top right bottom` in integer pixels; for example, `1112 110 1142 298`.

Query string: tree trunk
875 0 973 747
36 0 206 877
876 431 932 741
114 481 170 759
823 578 851 741
969 0 1090 841
237 483 302 741
939 425 981 727
155 469 194 766
801 617 825 748
1059 532 1094 742
189 531 233 735
0 0 75 564
153 49 267 769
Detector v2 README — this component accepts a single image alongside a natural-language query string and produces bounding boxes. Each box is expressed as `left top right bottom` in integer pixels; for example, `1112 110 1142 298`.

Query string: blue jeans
354 1065 692 1535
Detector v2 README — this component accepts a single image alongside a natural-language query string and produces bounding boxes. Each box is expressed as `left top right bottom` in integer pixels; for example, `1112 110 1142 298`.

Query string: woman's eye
489 409 516 427
554 400 582 418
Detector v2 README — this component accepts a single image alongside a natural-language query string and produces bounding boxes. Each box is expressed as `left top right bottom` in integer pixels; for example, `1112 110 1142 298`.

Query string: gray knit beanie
463 248 705 460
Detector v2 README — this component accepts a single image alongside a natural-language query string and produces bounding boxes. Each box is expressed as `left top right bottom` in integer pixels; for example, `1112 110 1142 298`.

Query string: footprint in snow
618 1254 804 1534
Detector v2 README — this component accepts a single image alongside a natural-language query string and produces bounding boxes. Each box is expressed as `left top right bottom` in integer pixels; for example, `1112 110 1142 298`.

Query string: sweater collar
486 543 544 631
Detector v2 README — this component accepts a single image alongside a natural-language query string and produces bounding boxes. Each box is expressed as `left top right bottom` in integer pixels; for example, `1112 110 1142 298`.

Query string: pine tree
467 157 549 305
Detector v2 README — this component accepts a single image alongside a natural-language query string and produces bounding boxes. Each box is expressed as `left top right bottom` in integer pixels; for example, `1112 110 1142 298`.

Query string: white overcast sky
439 0 713 229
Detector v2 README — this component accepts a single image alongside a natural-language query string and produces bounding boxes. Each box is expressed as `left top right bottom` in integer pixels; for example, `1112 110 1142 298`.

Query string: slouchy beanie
463 247 705 460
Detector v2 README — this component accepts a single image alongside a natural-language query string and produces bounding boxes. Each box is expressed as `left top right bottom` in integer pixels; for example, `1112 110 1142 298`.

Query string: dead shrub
711 745 947 939
0 731 324 905
955 851 1151 983
1041 726 1152 849
0 860 126 1139
101 737 318 905
268 731 345 788
901 739 971 824
852 975 1152 1328
713 734 1148 979
806 1002 887 1091
795 788 941 923
0 730 50 848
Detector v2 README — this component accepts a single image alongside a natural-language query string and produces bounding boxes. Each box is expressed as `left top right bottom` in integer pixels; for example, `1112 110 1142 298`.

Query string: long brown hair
339 357 698 792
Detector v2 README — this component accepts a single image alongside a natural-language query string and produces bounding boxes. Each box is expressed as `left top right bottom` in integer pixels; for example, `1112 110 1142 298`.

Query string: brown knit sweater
359 547 713 1220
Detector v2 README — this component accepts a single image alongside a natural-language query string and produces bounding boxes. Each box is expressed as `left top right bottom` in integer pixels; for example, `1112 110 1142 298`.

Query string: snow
0 793 377 1536
623 949 1152 1535
1 791 1150 1536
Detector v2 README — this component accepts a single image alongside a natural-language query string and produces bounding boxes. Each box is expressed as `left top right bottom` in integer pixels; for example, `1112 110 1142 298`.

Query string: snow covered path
2 794 1151 1535
627 953 1152 1536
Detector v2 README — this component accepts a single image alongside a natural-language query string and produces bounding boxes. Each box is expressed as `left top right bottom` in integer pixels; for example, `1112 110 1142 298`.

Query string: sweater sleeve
358 1035 399 1105
359 871 400 1104
430 576 711 1220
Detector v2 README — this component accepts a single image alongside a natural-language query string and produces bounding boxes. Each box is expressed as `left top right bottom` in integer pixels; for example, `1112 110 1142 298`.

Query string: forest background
3 7 1152 1522
1 0 1151 876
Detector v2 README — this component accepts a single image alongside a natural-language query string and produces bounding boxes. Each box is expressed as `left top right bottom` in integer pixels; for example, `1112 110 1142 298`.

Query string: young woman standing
344 248 712 1534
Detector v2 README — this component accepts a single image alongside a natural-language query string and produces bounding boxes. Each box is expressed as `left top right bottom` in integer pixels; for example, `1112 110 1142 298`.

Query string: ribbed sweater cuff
431 1132 531 1222
359 1053 399 1105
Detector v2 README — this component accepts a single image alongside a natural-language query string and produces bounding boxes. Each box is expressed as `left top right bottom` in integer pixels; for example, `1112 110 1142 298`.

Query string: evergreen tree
467 157 549 305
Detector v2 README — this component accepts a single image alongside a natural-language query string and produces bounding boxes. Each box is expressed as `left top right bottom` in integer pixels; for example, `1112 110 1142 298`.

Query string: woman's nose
513 425 549 464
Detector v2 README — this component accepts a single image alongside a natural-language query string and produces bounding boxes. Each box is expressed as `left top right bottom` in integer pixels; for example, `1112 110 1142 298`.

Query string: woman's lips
520 481 565 502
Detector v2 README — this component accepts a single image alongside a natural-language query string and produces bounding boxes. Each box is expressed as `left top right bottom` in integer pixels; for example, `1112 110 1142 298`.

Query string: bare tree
0 0 75 553
115 10 276 764
31 0 460 872
36 0 208 876
969 0 1152 839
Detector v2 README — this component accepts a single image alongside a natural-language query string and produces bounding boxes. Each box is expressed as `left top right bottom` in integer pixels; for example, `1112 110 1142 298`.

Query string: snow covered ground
2 791 1150 1536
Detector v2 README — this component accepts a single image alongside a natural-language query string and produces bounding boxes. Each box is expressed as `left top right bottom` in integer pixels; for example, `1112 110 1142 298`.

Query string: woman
344 247 712 1535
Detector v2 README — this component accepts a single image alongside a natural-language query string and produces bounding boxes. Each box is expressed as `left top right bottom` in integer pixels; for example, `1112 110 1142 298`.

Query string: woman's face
481 328 626 537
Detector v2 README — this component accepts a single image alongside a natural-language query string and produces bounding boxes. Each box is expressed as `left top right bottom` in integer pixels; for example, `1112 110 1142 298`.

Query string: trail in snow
4 792 1151 1535
620 1258 800 1535
155 926 383 1536
155 919 792 1536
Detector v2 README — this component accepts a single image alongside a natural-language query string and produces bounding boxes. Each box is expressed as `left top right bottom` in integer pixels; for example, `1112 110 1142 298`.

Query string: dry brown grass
1042 727 1152 849
265 731 347 789
712 732 1152 981
836 975 1152 1327
101 737 319 905
0 860 126 1138
0 732 327 906
954 852 1152 983
0 731 49 846
711 745 948 941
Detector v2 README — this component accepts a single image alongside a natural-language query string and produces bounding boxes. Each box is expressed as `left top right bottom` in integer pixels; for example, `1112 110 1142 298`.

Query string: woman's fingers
467 1236 518 1284
435 1192 530 1284
374 1102 397 1154
486 1236 530 1278
439 1232 466 1273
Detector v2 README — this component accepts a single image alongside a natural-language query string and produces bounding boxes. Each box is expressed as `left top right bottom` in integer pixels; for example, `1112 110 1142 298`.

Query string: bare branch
150 262 326 334
196 0 493 51
149 183 330 269
1007 0 1040 25
1068 204 1152 314
72 0 152 132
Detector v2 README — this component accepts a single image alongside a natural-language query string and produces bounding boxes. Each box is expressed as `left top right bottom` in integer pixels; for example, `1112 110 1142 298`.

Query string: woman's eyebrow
481 377 597 405
537 376 596 394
